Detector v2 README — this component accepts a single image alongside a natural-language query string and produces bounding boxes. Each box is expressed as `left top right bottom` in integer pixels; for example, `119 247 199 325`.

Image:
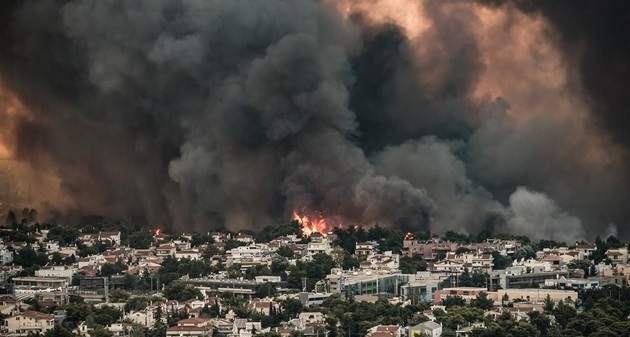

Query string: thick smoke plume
0 0 628 241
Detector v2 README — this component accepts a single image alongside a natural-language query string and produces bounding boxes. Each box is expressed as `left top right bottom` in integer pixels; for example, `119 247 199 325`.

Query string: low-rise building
489 289 578 304
305 233 332 259
35 266 76 280
98 231 122 246
12 276 69 305
366 325 403 337
606 248 628 265
298 292 333 307
544 277 599 290
298 312 325 328
157 244 177 258
176 249 201 261
433 287 488 304
3 311 54 335
0 248 14 264
166 317 213 337
409 321 442 337
355 242 377 257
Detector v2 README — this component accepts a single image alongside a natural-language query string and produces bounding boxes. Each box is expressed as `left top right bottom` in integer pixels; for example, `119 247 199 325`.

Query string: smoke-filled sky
0 0 628 242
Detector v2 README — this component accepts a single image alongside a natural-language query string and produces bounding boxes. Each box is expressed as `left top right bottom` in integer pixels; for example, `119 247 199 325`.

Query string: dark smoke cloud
477 0 630 148
0 0 628 240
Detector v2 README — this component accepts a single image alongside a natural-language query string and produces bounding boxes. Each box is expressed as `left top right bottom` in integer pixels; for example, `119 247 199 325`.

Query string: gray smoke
0 0 628 240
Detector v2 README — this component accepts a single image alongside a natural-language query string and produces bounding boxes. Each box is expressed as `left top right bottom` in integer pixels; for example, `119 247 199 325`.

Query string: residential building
157 244 177 258
355 242 377 257
35 266 76 280
231 318 262 337
0 248 13 264
166 318 212 337
236 234 254 244
410 321 442 337
298 292 333 307
44 242 60 253
248 300 273 315
298 312 325 328
366 325 403 337
176 249 201 261
3 311 54 335
124 310 156 328
305 233 332 258
362 252 400 270
98 231 121 246
606 248 628 265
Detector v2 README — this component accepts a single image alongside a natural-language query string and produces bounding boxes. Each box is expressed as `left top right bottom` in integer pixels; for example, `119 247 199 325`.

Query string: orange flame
155 228 161 236
292 210 330 237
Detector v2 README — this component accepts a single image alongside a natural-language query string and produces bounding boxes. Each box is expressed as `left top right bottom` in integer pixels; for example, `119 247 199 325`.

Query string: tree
567 260 591 278
109 288 130 303
456 247 473 254
286 253 337 291
280 298 304 320
513 246 536 261
277 245 295 258
491 251 512 270
100 263 119 277
271 257 289 277
5 210 17 227
341 252 360 270
189 233 213 247
442 295 466 308
501 293 509 307
125 297 150 312
543 294 555 313
162 283 203 302
255 222 300 242
459 268 473 287
44 325 74 337
553 300 577 328
14 247 47 268
152 303 166 337
470 293 494 310
399 254 428 274
128 231 155 249
528 311 551 337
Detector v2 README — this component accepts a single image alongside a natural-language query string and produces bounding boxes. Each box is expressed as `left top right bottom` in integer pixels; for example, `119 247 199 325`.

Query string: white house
35 265 76 280
124 310 156 328
297 312 325 329
3 311 54 335
175 249 201 261
0 248 13 264
166 318 212 337
44 242 60 253
98 232 121 246
410 321 442 337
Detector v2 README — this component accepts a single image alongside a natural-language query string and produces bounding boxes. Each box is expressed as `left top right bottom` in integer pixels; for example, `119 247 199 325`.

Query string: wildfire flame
155 228 161 236
292 210 330 237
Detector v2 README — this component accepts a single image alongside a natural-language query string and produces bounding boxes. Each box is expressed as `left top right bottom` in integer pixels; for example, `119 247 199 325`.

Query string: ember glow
292 210 330 237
